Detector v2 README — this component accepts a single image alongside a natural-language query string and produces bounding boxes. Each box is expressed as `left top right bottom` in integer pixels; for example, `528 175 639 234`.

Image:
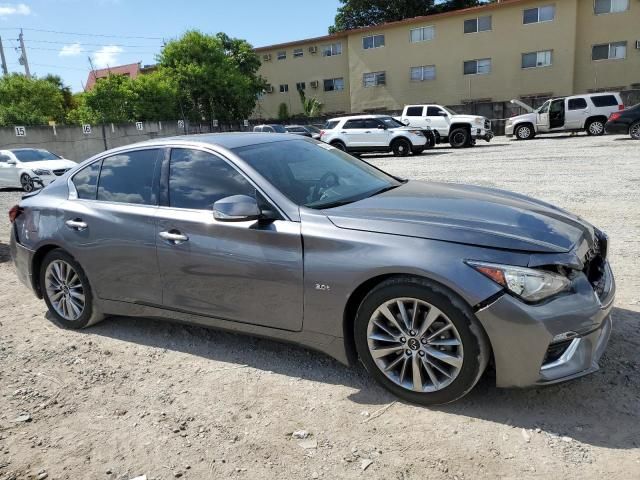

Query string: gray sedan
9 134 615 404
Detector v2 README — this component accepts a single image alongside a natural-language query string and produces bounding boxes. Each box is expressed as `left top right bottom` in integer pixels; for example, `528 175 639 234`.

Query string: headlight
505 119 513 126
410 130 424 137
474 118 483 125
467 261 571 302
32 169 52 176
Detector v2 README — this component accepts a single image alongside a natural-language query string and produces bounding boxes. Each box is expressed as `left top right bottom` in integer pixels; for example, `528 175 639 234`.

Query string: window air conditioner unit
265 85 274 93
263 53 272 61
309 46 318 54
310 80 319 89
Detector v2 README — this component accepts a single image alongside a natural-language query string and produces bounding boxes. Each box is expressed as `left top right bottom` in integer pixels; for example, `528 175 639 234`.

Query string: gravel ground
0 133 638 480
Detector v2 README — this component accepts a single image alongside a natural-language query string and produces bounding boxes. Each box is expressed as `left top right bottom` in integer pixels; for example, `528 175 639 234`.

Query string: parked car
605 103 640 140
397 104 493 148
285 125 322 139
506 92 624 140
253 124 287 133
0 148 76 192
10 134 614 405
320 115 431 156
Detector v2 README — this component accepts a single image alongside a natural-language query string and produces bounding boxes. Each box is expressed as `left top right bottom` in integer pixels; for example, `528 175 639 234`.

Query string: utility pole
0 36 8 76
18 29 31 78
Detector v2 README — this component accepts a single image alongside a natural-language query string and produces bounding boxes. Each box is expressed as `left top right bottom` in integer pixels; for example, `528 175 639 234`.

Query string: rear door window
568 98 588 110
590 95 618 107
97 149 159 205
168 148 255 210
405 106 424 117
72 161 102 200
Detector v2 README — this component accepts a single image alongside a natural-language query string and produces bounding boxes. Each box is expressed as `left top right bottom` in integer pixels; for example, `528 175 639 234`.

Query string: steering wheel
311 172 340 202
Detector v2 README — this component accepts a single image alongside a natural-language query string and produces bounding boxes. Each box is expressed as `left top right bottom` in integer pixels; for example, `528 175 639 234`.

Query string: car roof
327 114 389 122
8 148 51 152
97 133 299 154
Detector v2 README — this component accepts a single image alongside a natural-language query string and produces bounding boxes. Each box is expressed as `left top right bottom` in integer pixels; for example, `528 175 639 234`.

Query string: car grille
53 168 69 176
484 119 491 130
583 232 608 299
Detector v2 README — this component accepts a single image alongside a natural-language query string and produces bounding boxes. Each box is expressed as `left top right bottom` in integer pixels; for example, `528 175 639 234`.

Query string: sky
0 0 342 91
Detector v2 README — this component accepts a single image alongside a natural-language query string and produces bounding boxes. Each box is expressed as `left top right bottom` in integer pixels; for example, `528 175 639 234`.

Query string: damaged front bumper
475 261 615 388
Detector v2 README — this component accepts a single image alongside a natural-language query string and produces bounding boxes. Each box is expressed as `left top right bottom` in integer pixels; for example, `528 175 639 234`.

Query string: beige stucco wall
574 0 640 94
253 0 639 118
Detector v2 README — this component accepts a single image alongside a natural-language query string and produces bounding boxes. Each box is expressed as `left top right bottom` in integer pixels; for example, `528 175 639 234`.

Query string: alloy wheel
589 121 604 135
630 122 640 140
44 260 85 321
21 175 34 193
366 297 464 393
517 126 531 140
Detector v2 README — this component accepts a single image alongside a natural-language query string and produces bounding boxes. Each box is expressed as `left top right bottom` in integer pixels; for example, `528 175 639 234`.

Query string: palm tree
298 89 323 118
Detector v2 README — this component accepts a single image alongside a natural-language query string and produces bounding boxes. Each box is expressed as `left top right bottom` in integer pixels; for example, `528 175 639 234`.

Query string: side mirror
213 195 261 222
7 158 16 165
377 124 386 129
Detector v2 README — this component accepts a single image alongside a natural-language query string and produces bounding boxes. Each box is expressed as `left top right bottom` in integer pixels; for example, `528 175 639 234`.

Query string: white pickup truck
397 104 493 148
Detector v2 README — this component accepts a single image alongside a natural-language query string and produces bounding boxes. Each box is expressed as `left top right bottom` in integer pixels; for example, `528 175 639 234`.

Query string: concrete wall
0 121 187 163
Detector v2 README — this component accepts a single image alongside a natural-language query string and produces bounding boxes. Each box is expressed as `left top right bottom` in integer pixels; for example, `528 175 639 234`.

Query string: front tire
449 128 470 149
586 119 605 136
354 277 490 405
40 249 104 329
515 124 534 140
392 138 412 157
630 121 640 140
20 174 34 193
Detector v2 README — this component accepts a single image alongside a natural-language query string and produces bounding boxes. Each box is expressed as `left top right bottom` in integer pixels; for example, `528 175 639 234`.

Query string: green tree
65 93 100 125
44 74 75 120
329 0 490 32
84 74 135 123
158 30 266 123
130 71 179 121
0 73 64 126
278 102 289 121
298 89 323 118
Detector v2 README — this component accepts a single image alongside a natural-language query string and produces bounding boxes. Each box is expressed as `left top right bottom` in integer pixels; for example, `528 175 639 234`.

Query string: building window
523 5 555 24
464 16 492 33
323 78 344 92
522 50 552 68
277 51 286 60
296 82 306 91
363 34 385 50
363 71 386 87
409 26 435 43
322 42 342 56
293 48 303 58
410 65 436 81
594 0 629 14
279 84 289 93
592 41 627 60
463 58 492 75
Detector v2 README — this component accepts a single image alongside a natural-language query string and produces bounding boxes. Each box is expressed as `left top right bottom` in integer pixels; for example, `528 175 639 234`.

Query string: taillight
609 112 621 121
618 104 625 111
9 205 23 223
320 130 325 136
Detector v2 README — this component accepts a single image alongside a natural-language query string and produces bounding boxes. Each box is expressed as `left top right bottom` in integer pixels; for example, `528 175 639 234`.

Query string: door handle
341 131 347 134
159 230 189 244
65 219 87 231
364 131 372 133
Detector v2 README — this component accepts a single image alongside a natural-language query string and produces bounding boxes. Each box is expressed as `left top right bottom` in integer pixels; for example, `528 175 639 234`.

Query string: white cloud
0 3 31 16
59 43 81 57
92 45 123 68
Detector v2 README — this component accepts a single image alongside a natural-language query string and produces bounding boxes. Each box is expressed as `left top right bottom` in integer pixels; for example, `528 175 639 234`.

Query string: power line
0 27 164 40
25 39 163 48
26 46 159 54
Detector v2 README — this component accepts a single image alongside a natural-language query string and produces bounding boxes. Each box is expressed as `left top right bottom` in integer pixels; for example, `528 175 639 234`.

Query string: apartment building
253 0 639 118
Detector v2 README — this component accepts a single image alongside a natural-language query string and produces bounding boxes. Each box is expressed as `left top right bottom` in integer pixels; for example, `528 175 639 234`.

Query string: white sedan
0 149 77 192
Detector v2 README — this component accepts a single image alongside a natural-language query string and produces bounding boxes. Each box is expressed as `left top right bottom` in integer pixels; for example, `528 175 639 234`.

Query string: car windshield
443 107 457 115
378 117 405 128
270 124 287 133
233 139 402 209
12 149 60 162
306 125 321 134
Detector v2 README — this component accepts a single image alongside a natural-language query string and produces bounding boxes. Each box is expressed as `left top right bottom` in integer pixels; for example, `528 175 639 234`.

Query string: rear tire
354 277 490 405
515 124 534 140
40 249 104 329
449 128 470 149
392 138 412 157
586 119 605 136
630 121 640 140
330 141 347 152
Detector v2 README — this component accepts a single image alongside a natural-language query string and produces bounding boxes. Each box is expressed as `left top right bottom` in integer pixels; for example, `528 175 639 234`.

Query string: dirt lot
0 134 638 480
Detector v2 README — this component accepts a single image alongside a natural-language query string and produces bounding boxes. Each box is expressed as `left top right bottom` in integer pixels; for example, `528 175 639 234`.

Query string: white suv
397 104 493 148
506 92 624 140
320 115 429 156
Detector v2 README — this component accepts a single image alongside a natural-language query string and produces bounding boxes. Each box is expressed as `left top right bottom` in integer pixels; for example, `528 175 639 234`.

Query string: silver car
9 134 615 405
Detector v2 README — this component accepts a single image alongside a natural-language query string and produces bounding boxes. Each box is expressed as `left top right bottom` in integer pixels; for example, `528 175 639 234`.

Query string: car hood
451 114 487 123
508 112 537 123
325 181 594 254
19 159 76 170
